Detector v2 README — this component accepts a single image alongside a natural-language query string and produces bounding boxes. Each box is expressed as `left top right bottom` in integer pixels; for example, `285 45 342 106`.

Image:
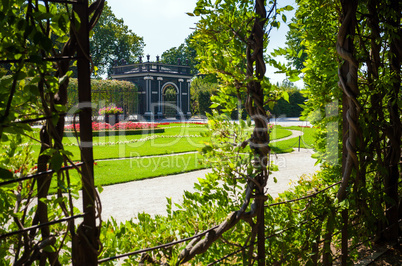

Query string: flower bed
98 106 123 115
64 122 164 136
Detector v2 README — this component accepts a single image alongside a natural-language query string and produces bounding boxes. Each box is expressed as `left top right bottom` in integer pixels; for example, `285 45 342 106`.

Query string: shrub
67 78 137 115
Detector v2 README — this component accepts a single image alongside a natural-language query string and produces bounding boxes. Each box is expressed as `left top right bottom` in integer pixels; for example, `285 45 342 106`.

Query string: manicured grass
18 124 293 160
270 127 317 154
53 153 208 191
72 137 207 160
95 153 207 185
270 125 293 140
17 124 311 191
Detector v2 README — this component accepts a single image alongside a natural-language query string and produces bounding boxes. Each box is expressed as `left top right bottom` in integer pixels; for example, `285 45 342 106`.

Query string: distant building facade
111 55 193 120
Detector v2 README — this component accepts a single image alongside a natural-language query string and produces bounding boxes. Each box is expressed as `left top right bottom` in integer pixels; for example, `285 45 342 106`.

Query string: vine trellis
0 0 105 264
0 0 400 265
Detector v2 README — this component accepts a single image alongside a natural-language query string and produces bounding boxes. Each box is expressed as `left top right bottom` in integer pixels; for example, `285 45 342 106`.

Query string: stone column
157 77 163 118
178 79 184 118
144 76 154 119
187 79 192 118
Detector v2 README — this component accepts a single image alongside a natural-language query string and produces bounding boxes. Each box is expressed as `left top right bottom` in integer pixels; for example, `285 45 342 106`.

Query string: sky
107 0 301 87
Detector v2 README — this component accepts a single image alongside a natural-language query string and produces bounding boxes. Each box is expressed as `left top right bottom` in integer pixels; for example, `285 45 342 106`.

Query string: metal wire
98 225 220 263
0 162 83 187
265 181 342 208
0 214 85 239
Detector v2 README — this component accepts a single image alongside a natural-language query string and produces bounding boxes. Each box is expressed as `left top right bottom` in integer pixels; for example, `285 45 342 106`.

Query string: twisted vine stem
336 0 360 201
177 1 273 264
14 1 105 265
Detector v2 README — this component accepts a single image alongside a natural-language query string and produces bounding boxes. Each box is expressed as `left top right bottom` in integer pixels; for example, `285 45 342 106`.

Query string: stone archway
162 84 178 118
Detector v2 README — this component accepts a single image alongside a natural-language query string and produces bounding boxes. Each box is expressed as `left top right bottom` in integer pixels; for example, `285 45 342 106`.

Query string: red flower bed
113 122 157 130
65 122 158 132
92 122 113 131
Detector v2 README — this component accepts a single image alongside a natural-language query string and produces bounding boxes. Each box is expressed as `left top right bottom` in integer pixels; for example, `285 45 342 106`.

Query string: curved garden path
271 129 303 143
91 150 319 224
72 129 319 223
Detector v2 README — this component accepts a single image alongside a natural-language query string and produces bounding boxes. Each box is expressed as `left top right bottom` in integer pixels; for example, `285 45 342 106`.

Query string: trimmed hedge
67 78 138 115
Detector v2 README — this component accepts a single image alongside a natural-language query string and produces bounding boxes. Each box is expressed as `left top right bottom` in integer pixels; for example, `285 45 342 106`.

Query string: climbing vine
283 0 401 260
0 0 105 264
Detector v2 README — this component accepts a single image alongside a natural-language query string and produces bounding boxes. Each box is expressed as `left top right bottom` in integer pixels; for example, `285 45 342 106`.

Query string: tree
189 76 218 116
90 2 144 77
161 32 198 74
269 80 306 117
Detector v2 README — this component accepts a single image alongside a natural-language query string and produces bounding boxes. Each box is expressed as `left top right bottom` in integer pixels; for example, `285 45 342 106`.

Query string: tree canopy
90 2 144 77
161 32 198 74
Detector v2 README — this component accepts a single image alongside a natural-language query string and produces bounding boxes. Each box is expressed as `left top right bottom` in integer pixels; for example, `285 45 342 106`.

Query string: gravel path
72 121 319 223
82 148 318 224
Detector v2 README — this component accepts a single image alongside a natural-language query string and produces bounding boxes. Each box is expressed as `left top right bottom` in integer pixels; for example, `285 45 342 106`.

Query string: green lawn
50 153 208 192
18 124 293 160
270 127 316 154
87 126 307 187
94 153 207 185
4 123 311 189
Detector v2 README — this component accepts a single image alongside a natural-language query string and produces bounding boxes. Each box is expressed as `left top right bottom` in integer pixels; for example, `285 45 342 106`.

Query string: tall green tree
161 32 198 74
189 76 218 116
269 80 306 117
90 1 144 77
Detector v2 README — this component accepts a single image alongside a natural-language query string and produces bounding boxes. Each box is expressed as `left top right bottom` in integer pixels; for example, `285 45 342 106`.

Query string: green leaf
57 14 68 32
14 71 27 80
50 151 64 172
40 148 56 157
54 104 66 112
209 103 220 109
0 168 13 181
297 49 304 58
1 133 9 142
43 245 56 253
282 91 289 102
60 149 73 157
284 5 294 11
282 14 287 23
288 75 300 82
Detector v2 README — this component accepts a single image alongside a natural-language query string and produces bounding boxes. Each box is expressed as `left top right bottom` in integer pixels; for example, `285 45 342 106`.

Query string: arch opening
162 84 178 118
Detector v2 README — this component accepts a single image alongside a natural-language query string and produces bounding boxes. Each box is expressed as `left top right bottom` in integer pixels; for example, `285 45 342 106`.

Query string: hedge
67 78 138 115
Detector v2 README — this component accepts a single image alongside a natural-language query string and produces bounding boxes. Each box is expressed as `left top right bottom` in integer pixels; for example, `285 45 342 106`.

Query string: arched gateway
111 56 193 120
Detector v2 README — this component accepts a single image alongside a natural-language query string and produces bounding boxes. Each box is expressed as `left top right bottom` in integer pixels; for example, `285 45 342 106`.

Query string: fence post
341 209 348 265
74 0 99 265
298 135 301 152
257 195 267 266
